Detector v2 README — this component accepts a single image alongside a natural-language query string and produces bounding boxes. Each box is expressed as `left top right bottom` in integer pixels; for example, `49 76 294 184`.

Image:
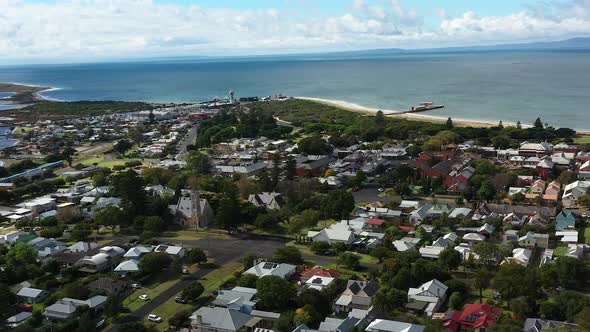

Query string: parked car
131 283 142 289
377 188 384 192
148 314 162 323
139 294 150 301
182 268 190 274
174 296 187 304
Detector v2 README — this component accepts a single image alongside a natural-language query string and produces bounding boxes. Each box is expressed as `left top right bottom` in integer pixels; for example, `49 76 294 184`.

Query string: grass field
123 270 182 311
159 230 232 241
575 135 590 144
585 227 590 245
0 225 16 235
554 246 568 257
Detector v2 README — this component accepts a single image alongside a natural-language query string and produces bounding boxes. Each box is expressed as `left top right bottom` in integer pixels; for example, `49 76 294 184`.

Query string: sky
1 0 590 63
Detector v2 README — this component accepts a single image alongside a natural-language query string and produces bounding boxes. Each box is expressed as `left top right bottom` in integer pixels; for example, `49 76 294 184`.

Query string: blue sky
1 0 589 63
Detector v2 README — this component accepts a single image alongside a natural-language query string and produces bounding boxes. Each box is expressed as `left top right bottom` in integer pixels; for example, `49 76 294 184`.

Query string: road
175 124 198 160
107 233 287 331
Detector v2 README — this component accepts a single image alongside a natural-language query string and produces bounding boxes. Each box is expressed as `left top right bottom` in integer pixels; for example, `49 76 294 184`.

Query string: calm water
0 50 589 130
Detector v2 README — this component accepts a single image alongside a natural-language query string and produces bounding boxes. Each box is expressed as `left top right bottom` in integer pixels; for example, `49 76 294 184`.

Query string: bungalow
508 187 527 198
299 267 339 283
28 237 67 257
556 210 576 231
566 243 587 259
44 295 107 321
244 262 296 279
407 279 448 317
68 241 99 253
562 181 590 208
334 280 379 313
504 248 532 266
543 181 561 202
518 232 549 248
6 312 32 328
215 162 268 177
524 318 578 332
16 287 49 304
295 155 335 177
409 204 432 225
305 275 335 291
579 160 590 179
462 233 485 246
307 222 355 245
248 192 284 210
366 320 425 332
123 246 153 260
189 307 254 332
77 246 125 273
525 179 545 199
295 316 368 332
392 237 421 252
213 287 258 314
114 259 141 275
448 208 472 219
536 157 554 180
443 303 502 332
154 244 185 258
556 230 579 243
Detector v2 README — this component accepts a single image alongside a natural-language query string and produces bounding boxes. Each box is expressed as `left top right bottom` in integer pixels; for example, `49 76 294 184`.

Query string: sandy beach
297 96 531 129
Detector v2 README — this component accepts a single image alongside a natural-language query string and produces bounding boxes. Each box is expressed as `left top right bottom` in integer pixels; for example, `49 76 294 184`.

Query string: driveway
353 188 392 203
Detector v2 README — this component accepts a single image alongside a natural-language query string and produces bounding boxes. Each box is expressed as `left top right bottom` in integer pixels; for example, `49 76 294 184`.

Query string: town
0 96 589 332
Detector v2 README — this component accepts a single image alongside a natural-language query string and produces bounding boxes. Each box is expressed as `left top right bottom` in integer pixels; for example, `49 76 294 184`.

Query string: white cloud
0 0 589 62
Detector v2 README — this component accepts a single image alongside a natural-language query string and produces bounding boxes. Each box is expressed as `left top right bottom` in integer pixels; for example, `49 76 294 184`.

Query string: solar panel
312 278 322 284
465 312 483 322
262 262 274 269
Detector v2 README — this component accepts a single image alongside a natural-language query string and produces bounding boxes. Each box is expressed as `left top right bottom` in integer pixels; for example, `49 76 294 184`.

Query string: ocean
0 50 589 130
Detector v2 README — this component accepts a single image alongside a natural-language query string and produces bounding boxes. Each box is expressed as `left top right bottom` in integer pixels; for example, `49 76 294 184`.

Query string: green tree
217 182 242 233
322 189 355 219
310 241 331 254
243 253 257 269
472 268 493 304
139 252 172 275
448 291 463 309
181 282 204 303
185 151 210 175
446 117 453 129
94 205 125 231
273 246 303 265
185 248 207 265
284 155 297 180
256 276 297 310
338 252 361 270
294 304 321 328
534 117 544 129
492 263 527 301
168 310 191 329
112 169 147 213
237 274 258 288
438 248 462 271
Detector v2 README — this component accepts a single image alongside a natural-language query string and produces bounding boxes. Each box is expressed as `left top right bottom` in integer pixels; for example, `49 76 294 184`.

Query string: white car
147 314 162 323
139 294 150 301
377 188 385 192
131 283 141 289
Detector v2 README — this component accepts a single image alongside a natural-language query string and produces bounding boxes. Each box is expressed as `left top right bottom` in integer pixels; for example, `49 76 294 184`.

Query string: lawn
585 227 590 245
0 225 16 235
144 290 195 330
159 230 231 241
554 246 568 257
575 135 590 144
122 271 182 311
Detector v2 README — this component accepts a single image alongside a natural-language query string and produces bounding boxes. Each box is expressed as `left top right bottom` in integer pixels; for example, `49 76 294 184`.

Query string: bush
310 241 331 255
449 291 463 309
338 252 361 270
181 282 204 303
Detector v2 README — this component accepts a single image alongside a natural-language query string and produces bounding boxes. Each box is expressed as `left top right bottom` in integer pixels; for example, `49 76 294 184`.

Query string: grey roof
190 307 252 331
366 319 425 332
16 287 46 298
523 318 578 332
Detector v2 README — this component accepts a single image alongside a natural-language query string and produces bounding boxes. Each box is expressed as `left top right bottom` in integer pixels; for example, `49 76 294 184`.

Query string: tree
297 136 332 155
310 241 331 255
284 155 297 180
217 183 242 233
112 170 147 213
558 170 577 185
438 248 462 271
139 252 172 275
576 307 590 331
185 151 210 175
181 282 204 303
237 274 258 288
243 253 257 269
372 287 407 315
273 246 303 265
448 291 463 309
114 139 133 155
338 252 361 270
446 117 453 129
493 263 527 301
322 190 355 219
256 275 297 310
473 242 506 269
534 117 544 129
168 310 191 329
294 304 321 327
6 243 37 266
185 248 207 265
472 268 493 304
71 223 93 241
61 146 77 166
94 205 125 231
63 281 90 300
477 180 496 201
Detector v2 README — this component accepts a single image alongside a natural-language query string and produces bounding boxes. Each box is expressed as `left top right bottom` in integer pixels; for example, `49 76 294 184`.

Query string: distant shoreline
296 96 590 135
0 82 56 104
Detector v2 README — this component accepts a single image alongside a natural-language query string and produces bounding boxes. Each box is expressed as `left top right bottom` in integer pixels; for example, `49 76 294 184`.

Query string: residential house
556 230 579 243
462 233 485 246
244 262 296 279
526 179 545 200
6 312 32 328
524 318 578 332
504 248 532 266
305 275 335 291
169 190 214 229
154 244 185 258
44 295 107 321
299 267 339 283
307 222 355 245
294 316 368 332
519 142 551 157
334 280 379 313
562 181 590 208
409 204 432 225
215 162 269 177
295 155 335 177
77 246 125 273
16 287 49 304
448 208 472 219
248 192 284 210
213 287 258 314
519 232 549 248
28 237 67 257
443 303 502 332
508 187 527 198
543 181 561 202
406 279 448 317
566 243 587 259
114 259 141 275
366 320 425 332
536 157 554 180
189 307 254 332
123 246 153 260
556 210 576 231
392 237 421 252
68 241 99 253
579 160 590 179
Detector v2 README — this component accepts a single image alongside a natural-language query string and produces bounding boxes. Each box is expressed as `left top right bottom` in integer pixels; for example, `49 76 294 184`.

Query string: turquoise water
0 50 589 130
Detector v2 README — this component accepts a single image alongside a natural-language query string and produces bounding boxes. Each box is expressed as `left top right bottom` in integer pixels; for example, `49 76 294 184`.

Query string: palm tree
472 268 493 304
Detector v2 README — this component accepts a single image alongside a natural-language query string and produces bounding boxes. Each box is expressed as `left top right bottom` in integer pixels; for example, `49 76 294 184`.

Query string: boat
408 102 444 113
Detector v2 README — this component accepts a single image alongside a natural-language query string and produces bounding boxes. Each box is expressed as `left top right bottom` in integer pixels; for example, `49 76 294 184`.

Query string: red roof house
299 267 340 282
443 303 502 331
368 218 385 228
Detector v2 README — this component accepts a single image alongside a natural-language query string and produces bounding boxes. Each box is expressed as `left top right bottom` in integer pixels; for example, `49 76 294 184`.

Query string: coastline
296 96 590 135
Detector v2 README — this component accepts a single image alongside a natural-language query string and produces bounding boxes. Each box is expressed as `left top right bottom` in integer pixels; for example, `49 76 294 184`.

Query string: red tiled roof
399 225 415 232
300 267 340 280
444 304 502 331
368 218 385 226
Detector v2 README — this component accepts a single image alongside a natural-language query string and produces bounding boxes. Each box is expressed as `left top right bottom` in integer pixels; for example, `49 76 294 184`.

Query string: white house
562 181 590 208
392 237 421 252
504 248 532 266
307 222 355 245
407 279 448 317
244 262 296 279
248 192 283 210
154 244 185 258
365 319 425 332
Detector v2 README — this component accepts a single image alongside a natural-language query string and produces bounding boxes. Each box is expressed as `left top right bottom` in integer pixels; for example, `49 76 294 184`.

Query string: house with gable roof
443 303 502 332
334 280 379 313
556 210 576 231
248 192 284 210
406 279 448 317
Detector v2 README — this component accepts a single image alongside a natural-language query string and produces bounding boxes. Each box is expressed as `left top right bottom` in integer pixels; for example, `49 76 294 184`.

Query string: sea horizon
1 49 590 131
